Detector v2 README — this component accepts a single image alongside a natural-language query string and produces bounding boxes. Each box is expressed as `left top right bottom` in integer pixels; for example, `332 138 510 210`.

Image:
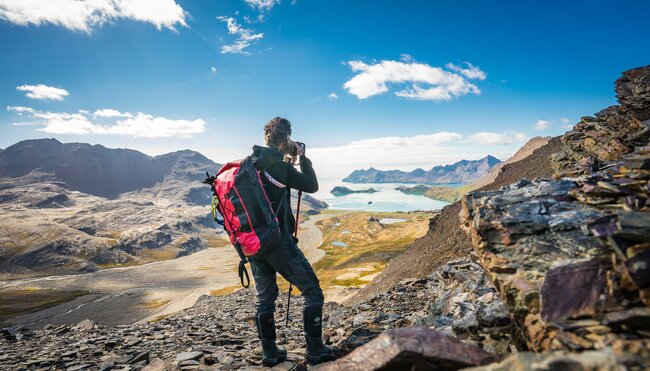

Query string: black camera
288 141 306 157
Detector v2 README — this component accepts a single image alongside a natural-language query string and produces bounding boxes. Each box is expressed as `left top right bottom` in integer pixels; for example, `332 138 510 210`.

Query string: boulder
316 326 497 371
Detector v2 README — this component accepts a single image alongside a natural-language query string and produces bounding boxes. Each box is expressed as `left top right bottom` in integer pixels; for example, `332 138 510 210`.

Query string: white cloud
210 66 218 73
534 119 551 130
244 14 265 23
514 132 528 142
7 106 205 138
244 0 280 11
11 121 38 126
560 117 570 124
470 132 526 145
217 16 264 55
0 0 188 33
446 62 487 80
106 112 205 137
34 111 101 135
16 84 69 101
7 105 35 114
343 60 484 101
327 93 338 100
94 108 132 118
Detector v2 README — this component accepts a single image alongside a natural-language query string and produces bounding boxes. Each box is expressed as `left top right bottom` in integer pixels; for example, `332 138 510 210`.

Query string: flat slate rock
540 257 612 322
315 326 497 371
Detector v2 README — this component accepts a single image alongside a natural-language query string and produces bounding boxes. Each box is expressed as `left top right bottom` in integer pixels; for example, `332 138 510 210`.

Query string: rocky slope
0 258 513 370
343 156 502 184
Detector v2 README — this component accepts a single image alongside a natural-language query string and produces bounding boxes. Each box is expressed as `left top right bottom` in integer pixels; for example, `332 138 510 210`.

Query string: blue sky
1 0 649 181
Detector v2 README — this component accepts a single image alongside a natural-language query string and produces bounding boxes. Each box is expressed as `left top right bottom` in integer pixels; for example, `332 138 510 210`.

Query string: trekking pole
286 190 303 328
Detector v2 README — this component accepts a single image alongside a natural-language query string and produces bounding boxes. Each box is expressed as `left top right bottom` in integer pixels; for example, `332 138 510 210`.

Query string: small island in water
330 186 378 196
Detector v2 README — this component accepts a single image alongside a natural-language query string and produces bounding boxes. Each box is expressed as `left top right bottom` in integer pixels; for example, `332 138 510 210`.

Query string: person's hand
284 154 297 165
295 141 305 157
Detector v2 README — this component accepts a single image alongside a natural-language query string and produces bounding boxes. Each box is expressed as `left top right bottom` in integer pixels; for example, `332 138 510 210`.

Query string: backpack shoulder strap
257 159 287 189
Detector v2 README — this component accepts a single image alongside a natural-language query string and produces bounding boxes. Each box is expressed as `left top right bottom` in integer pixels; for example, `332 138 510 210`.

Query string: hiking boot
303 306 336 365
256 313 287 367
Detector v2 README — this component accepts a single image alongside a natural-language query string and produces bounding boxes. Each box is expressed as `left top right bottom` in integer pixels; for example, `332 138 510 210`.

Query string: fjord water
314 179 453 212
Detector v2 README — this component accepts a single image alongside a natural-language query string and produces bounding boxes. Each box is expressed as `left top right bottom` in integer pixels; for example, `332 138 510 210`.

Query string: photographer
250 117 335 366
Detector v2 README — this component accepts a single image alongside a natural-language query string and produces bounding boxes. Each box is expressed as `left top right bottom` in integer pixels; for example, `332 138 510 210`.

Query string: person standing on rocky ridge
249 117 335 366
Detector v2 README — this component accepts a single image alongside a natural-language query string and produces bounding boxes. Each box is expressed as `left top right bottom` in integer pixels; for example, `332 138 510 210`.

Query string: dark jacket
252 145 318 235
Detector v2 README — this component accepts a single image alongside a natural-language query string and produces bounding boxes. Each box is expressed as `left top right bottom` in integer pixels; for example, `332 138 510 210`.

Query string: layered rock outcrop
461 65 650 370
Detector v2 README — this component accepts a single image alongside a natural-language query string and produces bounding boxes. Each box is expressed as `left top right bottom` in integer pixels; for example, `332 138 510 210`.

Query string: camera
288 140 305 157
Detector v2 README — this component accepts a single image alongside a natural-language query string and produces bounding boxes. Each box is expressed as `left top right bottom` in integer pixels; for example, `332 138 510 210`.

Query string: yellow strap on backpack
211 195 219 221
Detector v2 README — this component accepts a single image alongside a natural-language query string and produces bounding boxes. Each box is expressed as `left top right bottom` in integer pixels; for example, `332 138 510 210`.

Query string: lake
313 181 455 212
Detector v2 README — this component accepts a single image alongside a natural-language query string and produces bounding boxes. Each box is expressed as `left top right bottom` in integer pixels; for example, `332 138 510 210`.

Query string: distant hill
0 139 220 199
343 155 502 184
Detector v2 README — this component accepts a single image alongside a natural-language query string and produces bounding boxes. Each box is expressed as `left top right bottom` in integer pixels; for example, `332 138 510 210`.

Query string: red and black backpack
206 156 284 287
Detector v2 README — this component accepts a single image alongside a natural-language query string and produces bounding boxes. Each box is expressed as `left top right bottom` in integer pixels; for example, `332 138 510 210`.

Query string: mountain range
0 139 326 278
343 155 502 184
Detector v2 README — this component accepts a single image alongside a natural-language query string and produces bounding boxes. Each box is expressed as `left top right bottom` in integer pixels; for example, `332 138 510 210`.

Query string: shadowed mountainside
0 139 219 199
0 142 224 278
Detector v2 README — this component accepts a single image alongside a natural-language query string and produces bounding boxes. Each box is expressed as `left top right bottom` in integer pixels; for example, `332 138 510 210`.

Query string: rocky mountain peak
483 155 501 166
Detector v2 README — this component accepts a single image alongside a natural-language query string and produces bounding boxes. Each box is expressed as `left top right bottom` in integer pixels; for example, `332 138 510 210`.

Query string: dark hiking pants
249 235 324 315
